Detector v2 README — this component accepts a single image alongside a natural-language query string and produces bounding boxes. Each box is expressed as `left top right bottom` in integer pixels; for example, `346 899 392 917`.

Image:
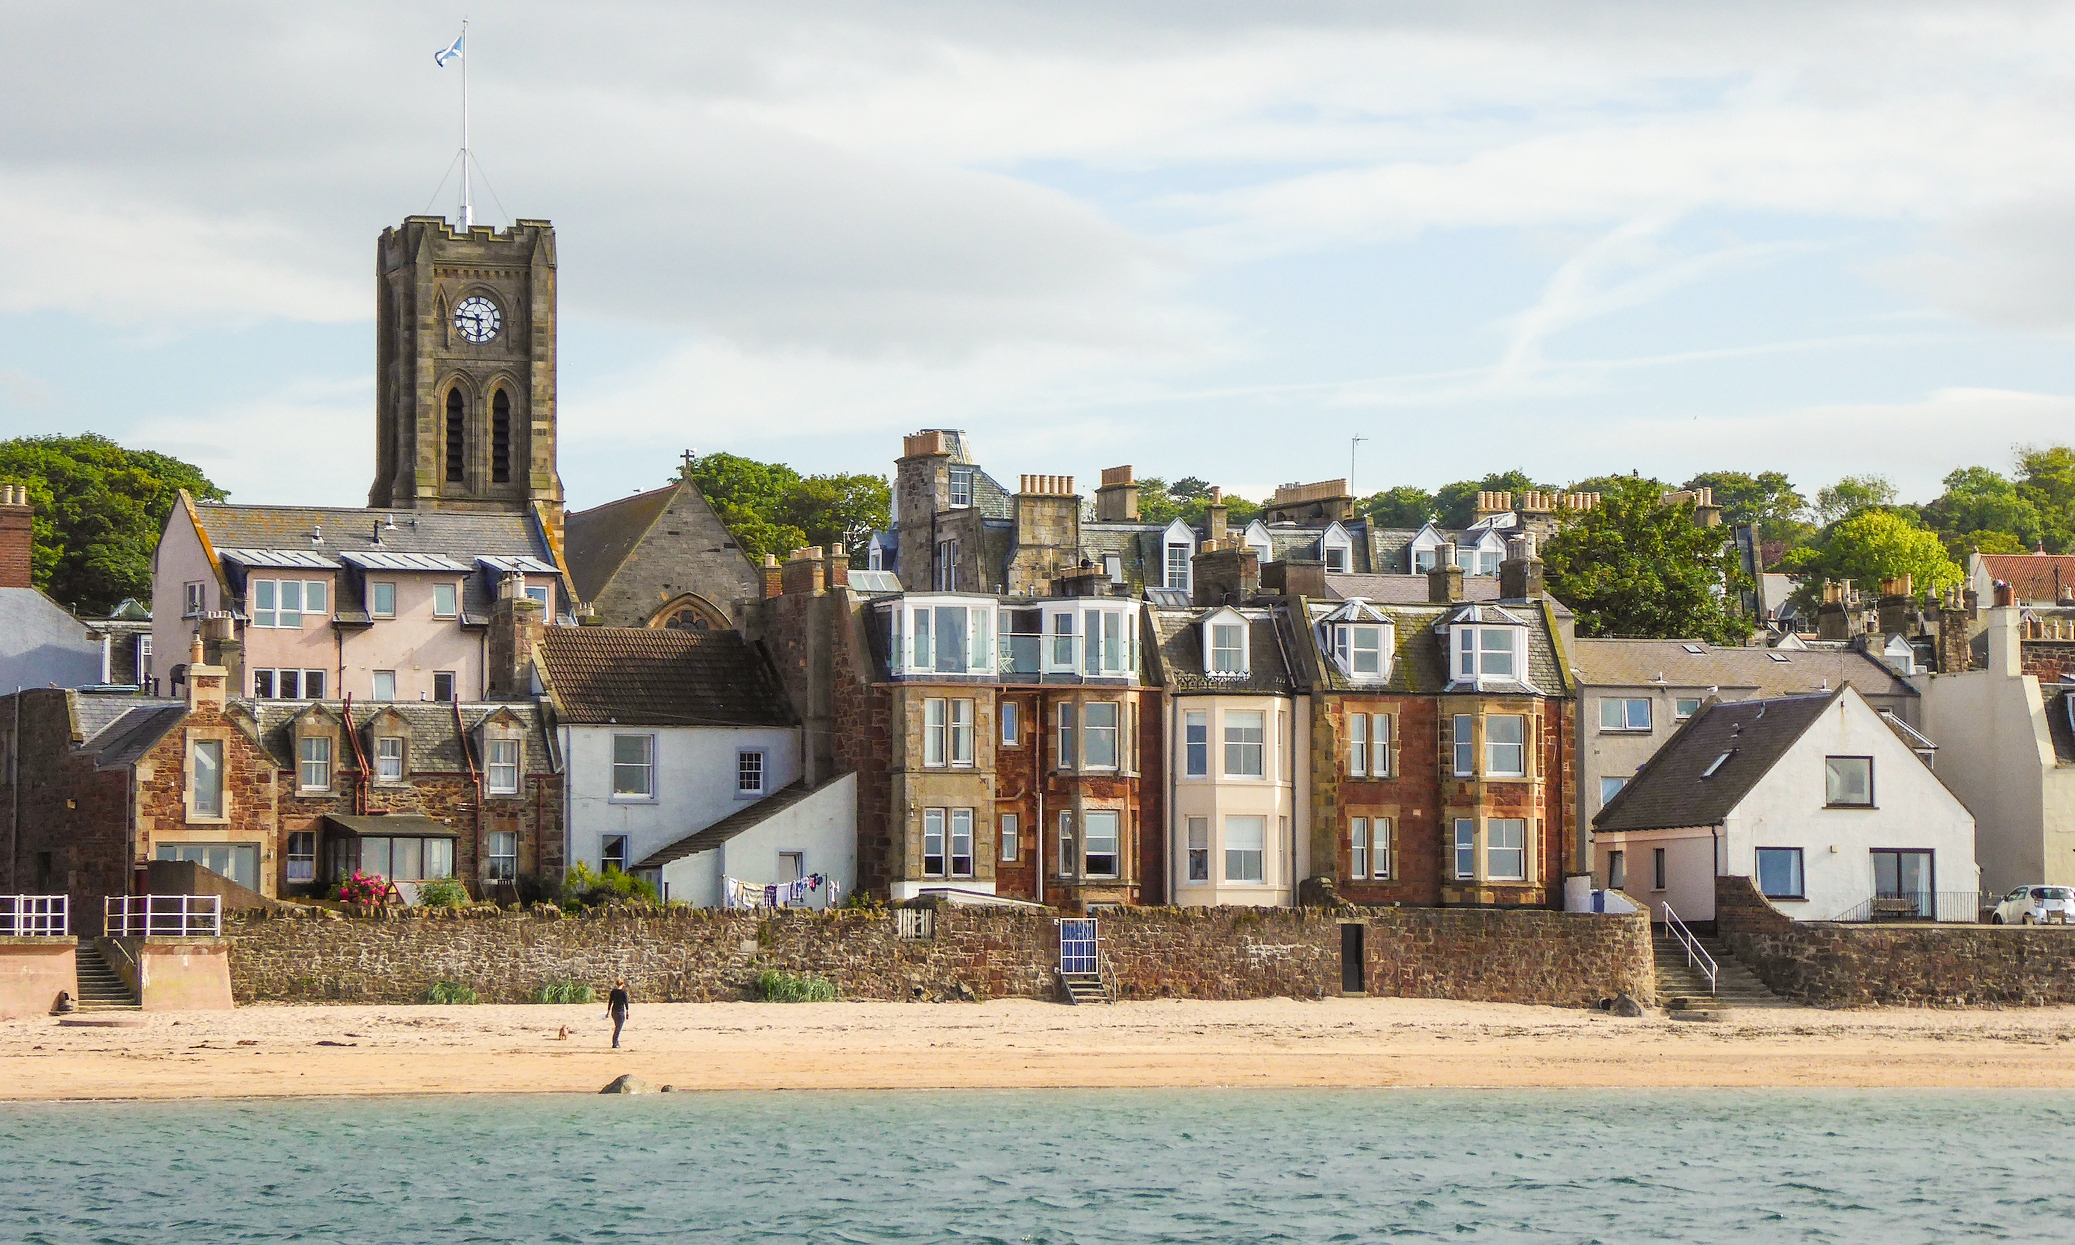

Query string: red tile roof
1979 553 2075 604
535 627 796 727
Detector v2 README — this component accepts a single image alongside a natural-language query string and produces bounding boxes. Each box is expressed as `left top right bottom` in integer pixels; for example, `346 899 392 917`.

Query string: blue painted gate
1059 918 1097 974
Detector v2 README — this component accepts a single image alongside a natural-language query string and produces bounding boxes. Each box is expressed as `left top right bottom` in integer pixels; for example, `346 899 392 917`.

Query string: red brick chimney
0 483 33 589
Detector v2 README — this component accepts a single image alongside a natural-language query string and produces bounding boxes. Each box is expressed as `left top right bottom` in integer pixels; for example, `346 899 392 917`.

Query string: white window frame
433 582 459 618
736 748 767 796
1224 815 1266 882
372 670 397 701
487 739 521 796
610 733 655 799
1184 709 1208 777
1001 700 1020 746
1166 542 1192 591
1352 816 1368 879
949 699 974 767
1599 698 1652 732
298 735 332 792
370 581 397 619
1082 809 1120 879
924 698 947 768
1370 713 1392 778
1334 623 1388 678
1000 812 1019 863
375 736 405 783
1487 818 1527 881
1186 816 1210 882
286 831 317 882
1452 713 1474 778
1453 817 1475 879
891 597 998 677
1349 713 1368 777
524 583 550 611
924 807 947 876
600 834 630 874
1454 625 1522 682
1369 817 1392 880
1223 709 1265 778
1082 701 1119 770
1209 621 1245 676
1104 554 1124 584
184 580 206 617
486 830 518 882
950 808 974 878
935 540 958 592
948 467 973 509
1057 702 1076 768
1599 775 1627 806
1485 713 1527 778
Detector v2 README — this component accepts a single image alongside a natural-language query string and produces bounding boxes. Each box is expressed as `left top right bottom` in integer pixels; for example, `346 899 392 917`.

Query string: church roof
563 482 680 605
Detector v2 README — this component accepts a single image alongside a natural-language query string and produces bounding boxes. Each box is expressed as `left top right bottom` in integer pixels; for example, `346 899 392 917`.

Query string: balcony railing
1 895 69 937
105 894 222 938
1828 891 1986 924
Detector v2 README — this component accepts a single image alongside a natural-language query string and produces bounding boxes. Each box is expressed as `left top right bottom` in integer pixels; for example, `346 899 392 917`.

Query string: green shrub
532 981 595 1005
416 878 468 909
561 861 660 907
425 981 478 1005
753 970 835 1003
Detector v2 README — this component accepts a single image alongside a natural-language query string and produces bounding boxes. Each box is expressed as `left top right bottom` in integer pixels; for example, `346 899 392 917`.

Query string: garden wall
226 903 1653 1008
1717 874 2075 1007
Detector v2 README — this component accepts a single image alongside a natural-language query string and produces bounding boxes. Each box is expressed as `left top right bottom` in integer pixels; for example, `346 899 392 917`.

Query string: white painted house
535 627 853 910
1594 685 1976 925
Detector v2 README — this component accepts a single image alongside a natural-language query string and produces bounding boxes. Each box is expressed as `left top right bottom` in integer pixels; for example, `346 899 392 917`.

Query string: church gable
564 480 761 631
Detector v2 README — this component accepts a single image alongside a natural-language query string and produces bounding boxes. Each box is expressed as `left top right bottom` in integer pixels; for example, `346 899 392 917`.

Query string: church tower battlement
371 216 564 544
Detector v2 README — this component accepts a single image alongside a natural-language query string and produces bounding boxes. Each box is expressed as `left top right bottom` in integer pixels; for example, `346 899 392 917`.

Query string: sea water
5 1089 2070 1243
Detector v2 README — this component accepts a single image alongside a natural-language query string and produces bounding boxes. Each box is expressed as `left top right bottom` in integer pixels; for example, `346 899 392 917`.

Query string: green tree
1541 476 1753 645
1778 509 1962 604
0 433 226 615
1136 476 1182 526
1361 485 1436 529
680 452 889 564
2015 444 2075 552
1813 474 1898 526
1435 470 1546 529
1136 476 1260 530
1682 470 1812 549
1918 465 2046 559
1568 472 1670 498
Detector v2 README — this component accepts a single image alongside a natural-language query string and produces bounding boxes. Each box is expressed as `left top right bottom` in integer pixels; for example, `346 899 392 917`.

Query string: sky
3 2 2074 512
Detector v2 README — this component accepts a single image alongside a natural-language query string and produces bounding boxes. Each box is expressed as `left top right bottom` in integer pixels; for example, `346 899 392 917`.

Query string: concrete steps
73 943 139 1011
1060 972 1110 1006
1653 932 1798 1016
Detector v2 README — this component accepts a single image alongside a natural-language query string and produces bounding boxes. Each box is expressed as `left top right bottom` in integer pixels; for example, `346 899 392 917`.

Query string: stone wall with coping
225 903 1652 1007
1717 873 2075 1007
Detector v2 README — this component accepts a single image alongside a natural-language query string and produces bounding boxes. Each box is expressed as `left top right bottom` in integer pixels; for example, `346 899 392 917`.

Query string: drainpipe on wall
1035 695 1046 910
1165 692 1176 911
9 685 19 893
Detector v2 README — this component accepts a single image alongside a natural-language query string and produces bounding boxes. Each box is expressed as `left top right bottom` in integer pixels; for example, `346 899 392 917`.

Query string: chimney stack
486 576 546 699
1877 574 1913 637
1428 544 1465 603
1936 590 1972 674
1207 486 1229 546
781 547 828 596
1498 533 1543 600
1094 466 1138 522
1191 540 1259 607
0 482 32 589
762 553 783 600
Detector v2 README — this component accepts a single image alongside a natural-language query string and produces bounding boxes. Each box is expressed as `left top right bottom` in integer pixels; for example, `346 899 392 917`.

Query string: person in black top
607 978 630 1049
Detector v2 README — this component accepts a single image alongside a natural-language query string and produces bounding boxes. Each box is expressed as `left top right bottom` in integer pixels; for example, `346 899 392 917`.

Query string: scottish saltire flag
434 31 464 67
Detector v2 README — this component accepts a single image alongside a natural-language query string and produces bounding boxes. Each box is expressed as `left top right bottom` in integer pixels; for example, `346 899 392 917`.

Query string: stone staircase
1653 930 1797 1018
74 943 140 1011
1059 972 1111 1006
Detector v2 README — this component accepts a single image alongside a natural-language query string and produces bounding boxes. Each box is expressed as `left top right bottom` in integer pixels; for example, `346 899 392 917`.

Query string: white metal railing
104 894 221 938
895 908 935 940
1661 901 1717 996
1 895 69 937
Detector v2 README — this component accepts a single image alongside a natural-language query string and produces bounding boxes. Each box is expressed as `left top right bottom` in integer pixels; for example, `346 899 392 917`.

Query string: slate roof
1978 553 2075 604
87 701 190 771
632 776 836 869
1147 607 1302 694
1300 598 1569 696
1593 691 1837 833
247 700 557 776
535 627 796 727
1323 573 1509 606
563 483 678 605
1571 638 1914 701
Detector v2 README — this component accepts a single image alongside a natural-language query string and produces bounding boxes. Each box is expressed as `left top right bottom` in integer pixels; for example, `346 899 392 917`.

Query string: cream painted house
1595 686 1976 924
1910 607 2075 897
1149 603 1310 906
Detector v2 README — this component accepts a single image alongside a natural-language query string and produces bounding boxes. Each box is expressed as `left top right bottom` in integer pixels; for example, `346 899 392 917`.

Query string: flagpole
459 17 472 229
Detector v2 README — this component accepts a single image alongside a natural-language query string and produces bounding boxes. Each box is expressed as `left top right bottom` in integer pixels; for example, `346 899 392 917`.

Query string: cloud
129 377 373 506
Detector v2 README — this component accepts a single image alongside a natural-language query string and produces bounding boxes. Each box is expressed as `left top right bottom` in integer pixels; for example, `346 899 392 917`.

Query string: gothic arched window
445 388 465 484
491 390 512 484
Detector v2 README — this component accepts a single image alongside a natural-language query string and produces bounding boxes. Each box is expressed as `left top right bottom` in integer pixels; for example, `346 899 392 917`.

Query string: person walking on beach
607 978 630 1049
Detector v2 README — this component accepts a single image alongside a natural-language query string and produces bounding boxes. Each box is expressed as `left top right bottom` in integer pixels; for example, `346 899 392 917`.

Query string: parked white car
1990 886 2075 925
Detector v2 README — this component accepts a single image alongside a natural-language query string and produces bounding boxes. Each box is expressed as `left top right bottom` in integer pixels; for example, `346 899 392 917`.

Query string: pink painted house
152 493 569 704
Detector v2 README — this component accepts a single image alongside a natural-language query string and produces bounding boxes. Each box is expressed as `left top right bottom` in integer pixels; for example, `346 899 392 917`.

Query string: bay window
1184 710 1208 776
1187 817 1209 881
1223 710 1264 777
1487 818 1527 881
1082 701 1119 769
888 597 997 676
1452 714 1474 777
1454 818 1475 879
1485 714 1526 777
1224 816 1265 882
1082 810 1119 877
1334 623 1387 677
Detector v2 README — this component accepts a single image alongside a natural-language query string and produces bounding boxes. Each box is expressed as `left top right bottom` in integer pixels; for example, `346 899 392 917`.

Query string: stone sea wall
225 903 1653 1007
1717 874 2075 1007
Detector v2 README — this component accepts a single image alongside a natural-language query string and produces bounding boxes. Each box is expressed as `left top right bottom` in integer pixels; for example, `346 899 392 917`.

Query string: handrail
103 894 222 939
0 894 68 937
1662 901 1717 996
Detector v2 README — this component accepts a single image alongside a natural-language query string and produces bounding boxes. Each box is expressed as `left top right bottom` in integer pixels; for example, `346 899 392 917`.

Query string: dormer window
1244 520 1274 565
1162 520 1196 593
1320 523 1353 573
1334 624 1387 676
1412 548 1436 573
1456 626 1519 680
1201 608 1249 678
889 597 997 676
948 468 973 509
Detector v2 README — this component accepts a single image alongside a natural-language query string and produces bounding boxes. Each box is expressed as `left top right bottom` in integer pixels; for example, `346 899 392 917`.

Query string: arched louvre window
445 388 465 483
491 390 512 484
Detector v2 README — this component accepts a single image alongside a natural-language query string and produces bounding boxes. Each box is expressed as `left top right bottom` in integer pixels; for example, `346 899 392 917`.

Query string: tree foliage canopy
680 453 890 564
1360 485 1436 529
1778 508 1962 603
0 433 226 615
1541 476 1753 645
1137 476 1261 529
1434 470 1548 529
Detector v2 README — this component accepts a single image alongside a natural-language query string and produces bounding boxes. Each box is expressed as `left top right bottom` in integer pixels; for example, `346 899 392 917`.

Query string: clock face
453 295 502 344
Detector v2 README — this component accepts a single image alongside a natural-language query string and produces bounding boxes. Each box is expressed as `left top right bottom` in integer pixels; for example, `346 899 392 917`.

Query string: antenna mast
459 17 472 229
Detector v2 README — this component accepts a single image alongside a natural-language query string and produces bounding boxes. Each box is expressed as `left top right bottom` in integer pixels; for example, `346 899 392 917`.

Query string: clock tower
370 215 564 544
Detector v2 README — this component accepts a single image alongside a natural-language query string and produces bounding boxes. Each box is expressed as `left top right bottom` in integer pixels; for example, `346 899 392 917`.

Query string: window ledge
733 790 765 801
1823 803 1876 810
1765 894 1808 902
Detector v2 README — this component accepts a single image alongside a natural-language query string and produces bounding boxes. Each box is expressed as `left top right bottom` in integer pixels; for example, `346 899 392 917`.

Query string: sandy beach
6 998 2075 1100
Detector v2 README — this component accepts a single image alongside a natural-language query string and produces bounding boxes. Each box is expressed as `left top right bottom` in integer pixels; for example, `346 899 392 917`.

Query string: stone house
1295 537 1579 910
0 631 563 927
1910 605 2075 897
562 478 764 632
1595 686 1976 925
